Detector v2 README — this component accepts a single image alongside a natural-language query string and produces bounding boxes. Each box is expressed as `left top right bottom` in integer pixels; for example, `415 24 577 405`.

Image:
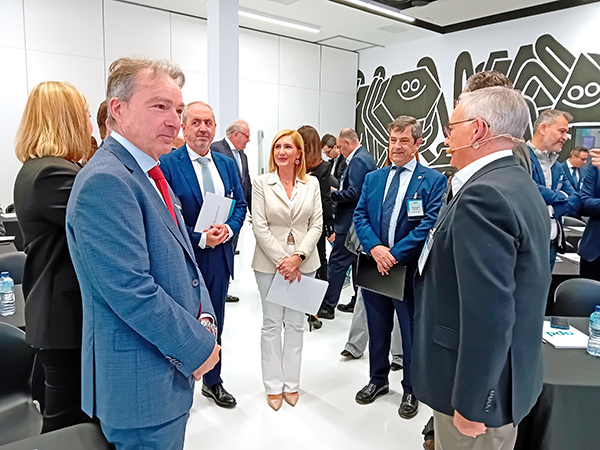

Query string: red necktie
148 166 177 224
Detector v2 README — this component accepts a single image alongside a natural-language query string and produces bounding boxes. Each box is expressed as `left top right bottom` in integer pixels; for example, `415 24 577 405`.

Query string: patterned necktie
197 157 215 195
148 166 177 224
380 166 404 247
573 167 579 186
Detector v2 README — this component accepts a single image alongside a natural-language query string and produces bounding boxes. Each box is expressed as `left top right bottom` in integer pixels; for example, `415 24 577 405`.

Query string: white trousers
254 271 315 395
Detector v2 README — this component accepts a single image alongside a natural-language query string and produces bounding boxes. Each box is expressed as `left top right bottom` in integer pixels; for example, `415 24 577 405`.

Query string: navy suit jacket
66 136 216 429
331 146 376 234
353 162 446 298
559 161 583 192
529 148 580 219
578 166 600 262
159 145 247 279
210 138 252 213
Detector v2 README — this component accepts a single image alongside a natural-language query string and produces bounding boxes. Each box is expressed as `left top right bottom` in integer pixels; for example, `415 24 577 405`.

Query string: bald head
337 128 360 158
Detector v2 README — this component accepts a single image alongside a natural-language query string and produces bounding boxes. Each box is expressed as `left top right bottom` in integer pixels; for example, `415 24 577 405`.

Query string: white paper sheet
265 272 328 315
194 192 234 233
542 321 589 349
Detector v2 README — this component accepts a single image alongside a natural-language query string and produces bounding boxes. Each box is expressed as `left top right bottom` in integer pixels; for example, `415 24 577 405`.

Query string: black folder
355 252 406 300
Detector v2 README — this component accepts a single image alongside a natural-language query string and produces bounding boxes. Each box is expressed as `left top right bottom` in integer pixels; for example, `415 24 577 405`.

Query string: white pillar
207 0 239 139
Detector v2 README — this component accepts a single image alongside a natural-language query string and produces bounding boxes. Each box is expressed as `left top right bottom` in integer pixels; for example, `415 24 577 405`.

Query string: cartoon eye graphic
561 81 600 109
398 77 427 101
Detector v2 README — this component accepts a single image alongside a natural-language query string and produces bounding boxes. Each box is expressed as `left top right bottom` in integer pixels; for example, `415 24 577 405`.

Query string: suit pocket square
433 324 459 351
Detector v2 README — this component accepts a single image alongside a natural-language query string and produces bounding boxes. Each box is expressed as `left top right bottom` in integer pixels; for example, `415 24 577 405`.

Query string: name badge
407 197 424 220
418 229 434 275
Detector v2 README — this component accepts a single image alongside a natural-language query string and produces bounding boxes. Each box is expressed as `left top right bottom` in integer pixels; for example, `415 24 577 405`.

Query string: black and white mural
356 34 600 169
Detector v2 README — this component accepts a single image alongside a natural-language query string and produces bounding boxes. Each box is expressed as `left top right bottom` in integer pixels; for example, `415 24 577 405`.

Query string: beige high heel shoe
267 394 283 411
284 392 299 407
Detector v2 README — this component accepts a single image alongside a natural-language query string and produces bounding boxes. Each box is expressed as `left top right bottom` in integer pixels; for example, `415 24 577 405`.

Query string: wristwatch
295 252 306 262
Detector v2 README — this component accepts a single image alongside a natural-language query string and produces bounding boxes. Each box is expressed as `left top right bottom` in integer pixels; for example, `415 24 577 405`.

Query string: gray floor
184 224 431 449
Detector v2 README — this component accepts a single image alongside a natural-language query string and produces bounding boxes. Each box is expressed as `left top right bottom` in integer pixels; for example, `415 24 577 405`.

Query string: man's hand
192 342 220 381
453 410 487 438
327 233 336 243
204 225 228 247
370 245 396 275
277 255 301 282
591 148 600 168
330 186 337 191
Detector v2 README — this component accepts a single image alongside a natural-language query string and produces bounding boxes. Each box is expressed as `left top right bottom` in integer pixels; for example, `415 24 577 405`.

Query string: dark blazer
331 146 376 234
13 156 82 349
66 136 216 429
159 145 247 278
330 155 347 183
529 148 580 219
308 160 335 236
559 161 583 192
578 166 600 262
210 138 252 213
412 156 551 427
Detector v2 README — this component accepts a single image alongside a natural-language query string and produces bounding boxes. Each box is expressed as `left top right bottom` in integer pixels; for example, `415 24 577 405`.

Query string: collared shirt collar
528 140 560 166
390 157 417 173
344 144 362 164
225 136 237 151
566 159 575 170
111 132 157 173
452 149 513 195
187 146 213 163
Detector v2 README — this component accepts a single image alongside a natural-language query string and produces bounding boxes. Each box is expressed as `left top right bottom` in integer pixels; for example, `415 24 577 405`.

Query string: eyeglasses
442 118 477 139
237 131 250 140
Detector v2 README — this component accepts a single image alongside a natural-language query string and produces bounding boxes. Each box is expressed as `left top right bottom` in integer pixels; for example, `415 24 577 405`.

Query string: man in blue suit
527 109 580 267
66 58 219 450
318 128 376 319
579 155 600 280
353 116 446 419
560 146 588 192
160 101 246 408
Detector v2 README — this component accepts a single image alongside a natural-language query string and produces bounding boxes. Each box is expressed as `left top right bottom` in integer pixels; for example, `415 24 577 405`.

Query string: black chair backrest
563 216 586 227
0 323 35 399
0 423 111 450
0 252 26 285
553 278 600 317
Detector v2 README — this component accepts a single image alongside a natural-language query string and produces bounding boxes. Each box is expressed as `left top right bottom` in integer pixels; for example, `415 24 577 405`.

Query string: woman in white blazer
252 129 323 411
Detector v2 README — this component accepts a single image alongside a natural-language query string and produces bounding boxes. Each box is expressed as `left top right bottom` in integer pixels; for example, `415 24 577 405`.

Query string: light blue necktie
197 157 215 195
233 149 243 175
380 166 404 247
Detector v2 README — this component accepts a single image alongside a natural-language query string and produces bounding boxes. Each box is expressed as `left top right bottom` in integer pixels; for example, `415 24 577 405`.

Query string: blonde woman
252 130 323 410
13 81 93 432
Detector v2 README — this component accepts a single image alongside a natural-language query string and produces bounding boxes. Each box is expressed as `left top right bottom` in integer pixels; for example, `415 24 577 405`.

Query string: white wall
357 2 600 168
0 0 358 209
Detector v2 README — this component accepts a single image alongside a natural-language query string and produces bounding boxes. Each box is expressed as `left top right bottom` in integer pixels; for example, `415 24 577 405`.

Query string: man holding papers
160 101 247 408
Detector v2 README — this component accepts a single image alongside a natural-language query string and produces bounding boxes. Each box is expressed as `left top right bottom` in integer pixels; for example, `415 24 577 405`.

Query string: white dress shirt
452 150 514 195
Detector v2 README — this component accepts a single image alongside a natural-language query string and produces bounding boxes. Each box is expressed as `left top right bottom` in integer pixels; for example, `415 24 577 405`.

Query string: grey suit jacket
66 136 216 429
412 156 551 427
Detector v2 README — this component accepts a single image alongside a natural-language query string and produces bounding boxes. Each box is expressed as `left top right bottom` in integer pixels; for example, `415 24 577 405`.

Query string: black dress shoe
390 361 403 371
355 383 389 404
226 295 239 303
317 307 335 320
202 383 237 408
398 393 419 419
340 349 360 359
337 300 355 313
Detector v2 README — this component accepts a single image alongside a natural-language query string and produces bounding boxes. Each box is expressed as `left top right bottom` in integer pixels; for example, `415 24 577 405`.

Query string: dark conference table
515 318 600 450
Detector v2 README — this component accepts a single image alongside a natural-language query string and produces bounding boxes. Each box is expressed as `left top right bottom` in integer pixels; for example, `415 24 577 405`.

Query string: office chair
0 252 26 284
0 323 42 446
0 423 110 450
553 278 600 317
563 216 586 228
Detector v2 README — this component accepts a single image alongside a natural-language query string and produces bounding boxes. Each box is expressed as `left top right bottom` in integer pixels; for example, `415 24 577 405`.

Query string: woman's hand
277 255 301 281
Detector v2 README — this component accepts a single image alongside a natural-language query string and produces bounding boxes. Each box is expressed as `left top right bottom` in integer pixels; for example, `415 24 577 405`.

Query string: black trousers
36 348 90 433
580 256 600 282
321 233 357 311
316 232 328 281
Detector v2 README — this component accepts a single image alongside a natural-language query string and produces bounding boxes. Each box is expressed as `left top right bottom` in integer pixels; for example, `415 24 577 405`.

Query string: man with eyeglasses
160 102 247 409
413 86 551 450
560 146 589 191
527 109 581 268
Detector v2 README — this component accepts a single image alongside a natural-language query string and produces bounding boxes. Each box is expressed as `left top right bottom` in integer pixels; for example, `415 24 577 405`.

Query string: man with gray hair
413 87 551 450
527 109 580 268
66 58 219 449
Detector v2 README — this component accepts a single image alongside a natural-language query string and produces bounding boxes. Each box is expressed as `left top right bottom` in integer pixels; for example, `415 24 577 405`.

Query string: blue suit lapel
178 145 204 208
398 163 426 222
107 140 195 261
371 166 389 231
529 148 545 185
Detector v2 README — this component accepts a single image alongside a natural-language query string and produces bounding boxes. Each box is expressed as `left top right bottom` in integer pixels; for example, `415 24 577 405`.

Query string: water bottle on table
587 305 600 357
0 272 15 316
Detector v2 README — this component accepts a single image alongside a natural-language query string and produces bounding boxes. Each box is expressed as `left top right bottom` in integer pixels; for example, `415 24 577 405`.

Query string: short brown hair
571 146 588 157
298 125 322 172
106 58 185 126
463 70 513 93
97 100 108 140
269 130 307 181
533 109 573 134
15 81 91 163
321 133 336 148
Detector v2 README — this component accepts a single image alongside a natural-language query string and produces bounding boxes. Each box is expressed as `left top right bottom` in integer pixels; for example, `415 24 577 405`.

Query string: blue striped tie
380 166 404 247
